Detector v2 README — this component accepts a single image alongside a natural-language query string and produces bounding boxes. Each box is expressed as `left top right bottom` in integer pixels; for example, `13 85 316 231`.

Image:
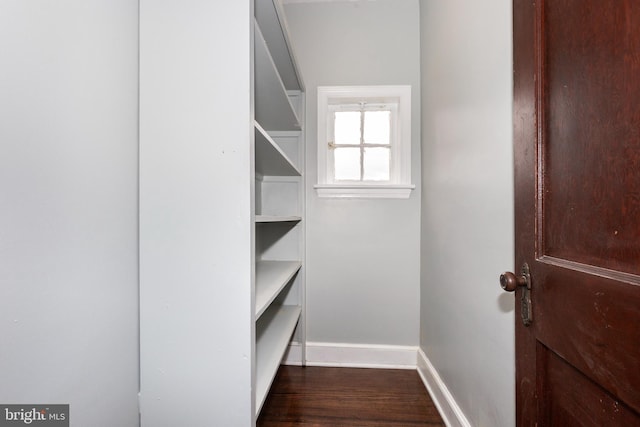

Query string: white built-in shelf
254 20 300 132
255 260 302 318
253 1 305 420
255 0 301 91
255 304 302 415
255 122 301 177
256 215 302 223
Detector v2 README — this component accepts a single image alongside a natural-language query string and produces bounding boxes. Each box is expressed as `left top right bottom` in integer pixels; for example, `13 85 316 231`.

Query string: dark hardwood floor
257 366 445 426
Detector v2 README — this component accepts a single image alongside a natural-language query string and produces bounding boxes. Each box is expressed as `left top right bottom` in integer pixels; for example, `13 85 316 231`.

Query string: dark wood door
511 0 640 425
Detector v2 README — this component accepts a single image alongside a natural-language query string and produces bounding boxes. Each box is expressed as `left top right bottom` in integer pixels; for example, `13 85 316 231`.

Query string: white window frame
316 85 414 199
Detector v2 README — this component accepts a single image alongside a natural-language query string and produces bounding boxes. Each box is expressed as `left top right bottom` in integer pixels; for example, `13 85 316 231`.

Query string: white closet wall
284 0 422 349
0 1 139 425
419 1 515 425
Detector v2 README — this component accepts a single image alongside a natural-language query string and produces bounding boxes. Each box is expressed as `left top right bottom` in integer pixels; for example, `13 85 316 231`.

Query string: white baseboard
417 348 471 427
284 342 417 369
282 342 303 365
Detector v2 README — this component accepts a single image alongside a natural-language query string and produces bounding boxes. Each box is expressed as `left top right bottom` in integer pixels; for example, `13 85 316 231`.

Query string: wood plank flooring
257 366 445 426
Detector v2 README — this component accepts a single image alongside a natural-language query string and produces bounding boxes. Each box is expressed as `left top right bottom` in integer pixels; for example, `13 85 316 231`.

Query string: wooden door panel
534 266 640 413
541 0 640 275
540 345 640 426
514 0 640 424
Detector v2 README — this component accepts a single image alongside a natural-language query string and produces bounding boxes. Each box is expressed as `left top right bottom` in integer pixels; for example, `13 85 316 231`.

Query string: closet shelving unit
139 1 305 424
253 0 305 416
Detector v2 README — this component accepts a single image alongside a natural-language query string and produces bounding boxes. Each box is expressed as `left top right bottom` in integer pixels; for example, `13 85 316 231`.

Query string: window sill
314 184 415 199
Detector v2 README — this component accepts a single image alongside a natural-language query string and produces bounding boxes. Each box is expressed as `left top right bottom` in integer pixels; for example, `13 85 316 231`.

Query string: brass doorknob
500 271 527 292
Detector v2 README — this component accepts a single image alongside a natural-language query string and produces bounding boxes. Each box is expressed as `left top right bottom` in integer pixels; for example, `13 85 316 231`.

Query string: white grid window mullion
359 105 365 181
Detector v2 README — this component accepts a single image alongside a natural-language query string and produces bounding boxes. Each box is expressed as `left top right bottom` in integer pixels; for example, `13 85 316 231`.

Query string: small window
331 105 392 181
316 86 414 198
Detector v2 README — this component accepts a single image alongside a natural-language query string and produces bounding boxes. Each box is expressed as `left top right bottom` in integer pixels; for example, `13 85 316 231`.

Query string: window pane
363 147 390 181
334 147 361 180
363 110 390 145
334 111 361 145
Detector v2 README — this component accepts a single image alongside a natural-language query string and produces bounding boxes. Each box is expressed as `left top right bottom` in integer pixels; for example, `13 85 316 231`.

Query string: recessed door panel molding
537 0 640 276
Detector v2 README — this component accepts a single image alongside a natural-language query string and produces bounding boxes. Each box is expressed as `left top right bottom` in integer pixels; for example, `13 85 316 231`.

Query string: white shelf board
255 260 302 318
256 215 301 223
254 20 300 132
255 122 301 176
256 304 302 415
255 0 302 91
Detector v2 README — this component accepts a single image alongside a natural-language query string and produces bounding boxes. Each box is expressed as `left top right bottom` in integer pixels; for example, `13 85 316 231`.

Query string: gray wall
419 1 515 426
0 1 139 426
285 0 422 346
139 1 254 425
